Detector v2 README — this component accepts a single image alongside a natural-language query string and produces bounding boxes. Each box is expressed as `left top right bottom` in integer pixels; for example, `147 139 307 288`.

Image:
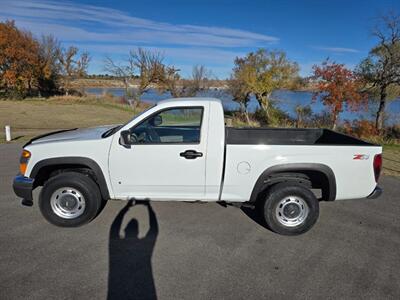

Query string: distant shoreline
72 78 317 92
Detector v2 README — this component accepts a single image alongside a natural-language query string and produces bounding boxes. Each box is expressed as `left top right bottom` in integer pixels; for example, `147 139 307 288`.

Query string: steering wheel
129 132 139 143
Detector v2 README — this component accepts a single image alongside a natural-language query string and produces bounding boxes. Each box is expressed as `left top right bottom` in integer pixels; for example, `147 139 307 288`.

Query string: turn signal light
19 150 31 175
21 150 31 159
19 163 27 175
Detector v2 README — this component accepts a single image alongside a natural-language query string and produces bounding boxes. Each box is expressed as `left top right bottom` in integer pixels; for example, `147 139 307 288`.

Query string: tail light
373 154 382 182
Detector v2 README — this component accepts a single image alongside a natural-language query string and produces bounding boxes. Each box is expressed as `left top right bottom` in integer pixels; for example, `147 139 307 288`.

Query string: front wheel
261 182 319 235
39 172 104 227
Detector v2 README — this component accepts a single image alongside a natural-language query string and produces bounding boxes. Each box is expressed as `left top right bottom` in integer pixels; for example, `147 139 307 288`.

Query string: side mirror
119 130 132 149
150 115 162 127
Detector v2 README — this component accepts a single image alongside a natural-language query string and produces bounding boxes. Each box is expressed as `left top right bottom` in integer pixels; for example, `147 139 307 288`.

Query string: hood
27 125 118 145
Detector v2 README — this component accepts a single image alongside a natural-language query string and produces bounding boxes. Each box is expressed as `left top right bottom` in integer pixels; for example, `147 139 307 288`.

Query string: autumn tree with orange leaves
0 20 41 97
0 20 89 98
312 61 366 130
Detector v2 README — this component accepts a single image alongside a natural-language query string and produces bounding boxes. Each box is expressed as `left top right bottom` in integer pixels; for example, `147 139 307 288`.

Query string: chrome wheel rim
50 187 86 219
275 195 309 227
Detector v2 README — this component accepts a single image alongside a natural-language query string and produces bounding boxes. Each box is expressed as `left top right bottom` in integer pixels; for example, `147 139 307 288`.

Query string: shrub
342 119 379 137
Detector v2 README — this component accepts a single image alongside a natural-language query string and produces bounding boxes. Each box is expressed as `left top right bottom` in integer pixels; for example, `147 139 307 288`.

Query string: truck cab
109 98 225 201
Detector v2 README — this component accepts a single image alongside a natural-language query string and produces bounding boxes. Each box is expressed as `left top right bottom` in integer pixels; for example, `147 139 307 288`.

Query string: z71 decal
353 154 370 160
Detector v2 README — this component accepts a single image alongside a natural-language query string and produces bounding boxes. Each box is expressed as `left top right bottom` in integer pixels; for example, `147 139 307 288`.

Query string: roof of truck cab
157 97 222 105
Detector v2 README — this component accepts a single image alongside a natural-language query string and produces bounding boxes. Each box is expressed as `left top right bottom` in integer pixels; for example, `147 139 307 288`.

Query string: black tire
261 182 319 235
39 172 103 227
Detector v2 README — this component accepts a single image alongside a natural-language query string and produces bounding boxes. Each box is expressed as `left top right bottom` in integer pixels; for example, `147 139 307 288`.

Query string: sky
0 0 399 78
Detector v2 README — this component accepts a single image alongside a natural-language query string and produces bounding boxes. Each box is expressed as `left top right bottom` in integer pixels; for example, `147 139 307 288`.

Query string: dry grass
0 96 146 143
383 144 400 177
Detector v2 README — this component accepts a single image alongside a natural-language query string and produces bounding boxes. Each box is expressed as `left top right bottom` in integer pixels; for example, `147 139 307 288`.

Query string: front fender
29 156 111 200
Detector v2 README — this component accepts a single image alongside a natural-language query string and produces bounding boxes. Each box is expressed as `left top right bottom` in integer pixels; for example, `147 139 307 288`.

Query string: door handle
180 150 203 159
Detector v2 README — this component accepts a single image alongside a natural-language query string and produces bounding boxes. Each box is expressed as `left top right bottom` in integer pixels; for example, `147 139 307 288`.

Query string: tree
184 65 212 96
312 60 366 130
104 56 135 98
356 11 400 131
0 20 89 98
129 48 164 102
231 49 299 123
104 48 168 106
36 35 61 96
58 46 90 95
158 64 212 98
159 65 181 97
295 104 312 128
0 20 40 97
228 69 251 124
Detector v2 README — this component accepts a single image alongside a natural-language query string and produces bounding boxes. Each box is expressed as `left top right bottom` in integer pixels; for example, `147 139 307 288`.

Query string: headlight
19 150 31 175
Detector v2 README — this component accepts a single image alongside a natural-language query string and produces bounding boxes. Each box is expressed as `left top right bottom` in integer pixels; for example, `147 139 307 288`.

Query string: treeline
1 12 399 134
0 20 89 98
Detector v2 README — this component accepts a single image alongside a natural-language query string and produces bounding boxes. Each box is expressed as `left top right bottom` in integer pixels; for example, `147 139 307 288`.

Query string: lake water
86 87 400 125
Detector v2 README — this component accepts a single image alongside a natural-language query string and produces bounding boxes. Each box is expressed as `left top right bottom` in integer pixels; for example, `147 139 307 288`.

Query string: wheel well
33 164 98 188
29 157 110 200
251 167 335 204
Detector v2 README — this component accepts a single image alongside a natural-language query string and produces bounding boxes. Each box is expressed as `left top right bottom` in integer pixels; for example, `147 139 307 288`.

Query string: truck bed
226 128 374 146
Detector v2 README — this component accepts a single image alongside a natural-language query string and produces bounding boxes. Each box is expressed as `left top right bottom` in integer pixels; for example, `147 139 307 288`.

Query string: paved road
1 143 399 299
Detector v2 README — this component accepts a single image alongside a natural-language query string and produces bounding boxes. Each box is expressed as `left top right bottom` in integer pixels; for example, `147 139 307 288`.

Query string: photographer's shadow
107 200 158 300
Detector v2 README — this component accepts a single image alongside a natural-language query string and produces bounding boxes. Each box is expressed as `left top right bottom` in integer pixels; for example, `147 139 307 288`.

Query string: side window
130 107 203 144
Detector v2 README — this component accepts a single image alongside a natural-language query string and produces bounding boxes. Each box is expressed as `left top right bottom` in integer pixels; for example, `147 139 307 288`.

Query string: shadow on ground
240 206 270 230
107 200 158 300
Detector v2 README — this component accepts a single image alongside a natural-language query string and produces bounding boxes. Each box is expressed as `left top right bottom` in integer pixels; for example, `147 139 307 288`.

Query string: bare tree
159 64 212 98
37 35 61 96
58 46 90 95
158 65 182 97
129 48 165 102
184 65 212 96
104 48 165 106
104 56 135 98
357 11 400 131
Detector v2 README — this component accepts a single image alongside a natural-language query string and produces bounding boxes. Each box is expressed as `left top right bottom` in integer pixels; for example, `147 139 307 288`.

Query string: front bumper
13 175 34 204
367 186 383 199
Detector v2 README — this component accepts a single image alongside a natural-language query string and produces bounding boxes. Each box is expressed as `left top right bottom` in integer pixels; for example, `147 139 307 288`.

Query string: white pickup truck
13 98 383 235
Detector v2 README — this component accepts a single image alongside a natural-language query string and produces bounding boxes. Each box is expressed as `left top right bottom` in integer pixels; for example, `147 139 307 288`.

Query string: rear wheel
39 172 104 227
261 182 319 235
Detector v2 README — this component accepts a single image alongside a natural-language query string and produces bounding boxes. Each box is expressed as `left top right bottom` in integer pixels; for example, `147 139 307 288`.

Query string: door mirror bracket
119 130 132 149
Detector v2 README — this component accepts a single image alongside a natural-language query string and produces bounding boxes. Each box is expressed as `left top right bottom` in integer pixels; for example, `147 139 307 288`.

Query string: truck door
109 105 208 200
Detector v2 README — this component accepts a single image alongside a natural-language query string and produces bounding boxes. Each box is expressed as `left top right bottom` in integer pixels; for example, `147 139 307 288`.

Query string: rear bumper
367 186 383 199
13 175 34 202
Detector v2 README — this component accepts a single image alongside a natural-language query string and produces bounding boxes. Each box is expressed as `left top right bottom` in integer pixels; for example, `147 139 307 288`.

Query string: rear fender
249 163 336 203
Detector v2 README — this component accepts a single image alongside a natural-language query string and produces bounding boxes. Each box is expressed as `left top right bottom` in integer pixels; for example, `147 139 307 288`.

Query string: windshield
102 104 156 138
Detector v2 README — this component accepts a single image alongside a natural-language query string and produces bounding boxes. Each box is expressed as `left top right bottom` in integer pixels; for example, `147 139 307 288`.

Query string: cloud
0 0 278 48
313 46 360 53
81 44 244 64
